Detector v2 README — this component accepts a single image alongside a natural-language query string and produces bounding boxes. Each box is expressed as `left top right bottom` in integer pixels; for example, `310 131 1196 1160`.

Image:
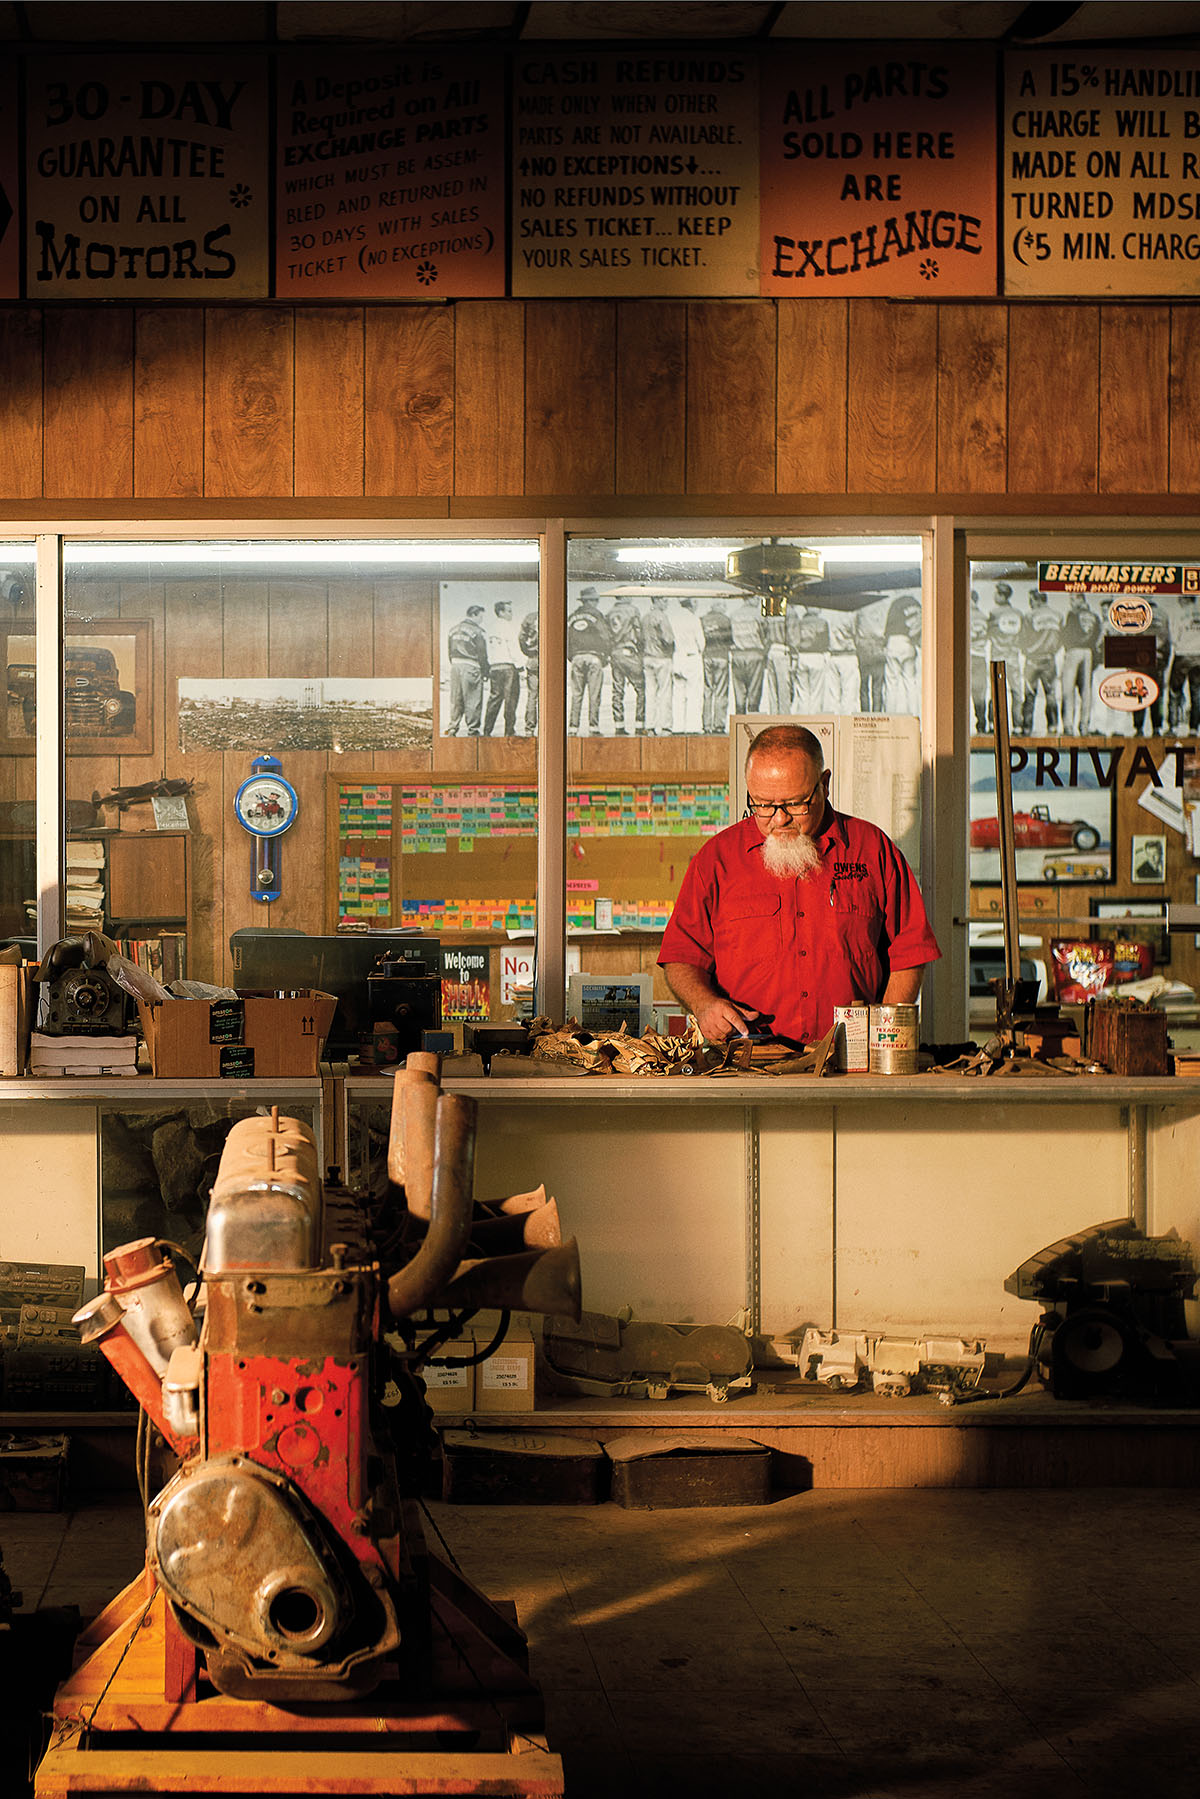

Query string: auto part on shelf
1006 1217 1200 1399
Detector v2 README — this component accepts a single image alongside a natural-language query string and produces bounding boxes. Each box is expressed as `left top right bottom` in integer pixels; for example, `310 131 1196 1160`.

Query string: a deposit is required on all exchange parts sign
1005 49 1200 295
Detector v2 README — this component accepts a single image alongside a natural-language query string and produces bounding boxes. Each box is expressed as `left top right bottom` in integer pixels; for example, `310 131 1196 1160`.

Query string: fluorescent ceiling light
613 541 920 565
812 543 921 563
64 541 539 566
613 545 735 563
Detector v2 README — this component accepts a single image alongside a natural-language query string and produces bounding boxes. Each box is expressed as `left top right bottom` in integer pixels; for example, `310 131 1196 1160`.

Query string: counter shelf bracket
744 1104 761 1336
1128 1103 1148 1235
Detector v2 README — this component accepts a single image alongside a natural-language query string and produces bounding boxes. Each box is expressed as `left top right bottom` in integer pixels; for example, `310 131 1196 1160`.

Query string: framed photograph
1 618 153 756
1131 833 1166 885
1089 897 1168 968
968 750 1114 885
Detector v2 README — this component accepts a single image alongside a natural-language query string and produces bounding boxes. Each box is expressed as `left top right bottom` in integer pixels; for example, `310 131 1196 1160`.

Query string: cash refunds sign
26 55 268 297
512 49 759 297
276 49 504 297
1005 50 1200 295
760 44 996 296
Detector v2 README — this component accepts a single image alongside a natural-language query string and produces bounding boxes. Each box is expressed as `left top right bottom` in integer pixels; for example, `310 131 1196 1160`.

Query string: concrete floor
4 1486 1200 1798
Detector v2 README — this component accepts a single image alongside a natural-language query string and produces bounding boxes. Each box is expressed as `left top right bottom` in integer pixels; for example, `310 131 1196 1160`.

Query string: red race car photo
970 803 1101 854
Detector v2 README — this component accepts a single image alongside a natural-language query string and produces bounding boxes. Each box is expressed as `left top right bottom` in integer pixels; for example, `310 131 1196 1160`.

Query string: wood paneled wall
2 297 1200 506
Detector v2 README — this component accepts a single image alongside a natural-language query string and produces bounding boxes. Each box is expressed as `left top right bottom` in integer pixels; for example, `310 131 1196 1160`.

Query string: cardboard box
422 1332 476 1416
0 960 31 1076
474 1324 535 1413
137 990 337 1078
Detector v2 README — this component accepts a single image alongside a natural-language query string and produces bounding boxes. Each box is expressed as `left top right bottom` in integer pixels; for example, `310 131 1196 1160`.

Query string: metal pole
35 534 65 956
989 660 1021 990
535 523 566 1021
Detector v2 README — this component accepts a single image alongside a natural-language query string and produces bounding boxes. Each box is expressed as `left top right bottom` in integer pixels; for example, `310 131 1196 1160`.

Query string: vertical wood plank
203 308 294 498
44 309 133 498
454 301 525 497
372 580 434 777
263 579 329 932
776 298 848 493
477 735 535 775
134 309 204 499
295 308 364 497
616 301 686 494
1168 307 1200 493
686 302 776 494
365 307 454 499
524 301 616 495
936 304 1007 495
846 300 937 494
116 576 166 797
328 580 376 680
1007 304 1099 494
220 578 269 967
0 310 43 496
1100 307 1170 493
165 579 224 983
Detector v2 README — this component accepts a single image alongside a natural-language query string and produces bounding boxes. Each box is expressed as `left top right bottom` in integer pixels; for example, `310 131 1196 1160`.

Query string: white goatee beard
761 829 822 880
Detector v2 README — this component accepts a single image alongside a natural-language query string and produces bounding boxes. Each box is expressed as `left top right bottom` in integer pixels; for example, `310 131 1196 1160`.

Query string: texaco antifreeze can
868 1003 918 1075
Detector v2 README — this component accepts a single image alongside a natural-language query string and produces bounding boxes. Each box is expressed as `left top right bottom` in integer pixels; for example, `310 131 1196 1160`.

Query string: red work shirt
659 808 941 1043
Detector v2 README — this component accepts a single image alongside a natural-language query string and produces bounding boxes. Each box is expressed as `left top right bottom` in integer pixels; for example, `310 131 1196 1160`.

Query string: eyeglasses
744 777 826 819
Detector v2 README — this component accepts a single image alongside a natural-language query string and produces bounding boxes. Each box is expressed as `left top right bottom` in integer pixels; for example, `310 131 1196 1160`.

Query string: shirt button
799 949 806 957
801 990 808 998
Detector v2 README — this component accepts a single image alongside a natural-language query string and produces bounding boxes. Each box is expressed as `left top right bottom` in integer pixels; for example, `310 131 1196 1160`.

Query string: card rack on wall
326 772 730 936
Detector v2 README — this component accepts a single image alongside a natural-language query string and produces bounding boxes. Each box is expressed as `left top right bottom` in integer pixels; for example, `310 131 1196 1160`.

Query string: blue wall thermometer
234 755 299 903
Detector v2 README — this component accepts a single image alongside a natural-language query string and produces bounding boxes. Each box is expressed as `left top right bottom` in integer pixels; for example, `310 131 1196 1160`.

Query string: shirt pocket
714 893 781 960
828 883 884 978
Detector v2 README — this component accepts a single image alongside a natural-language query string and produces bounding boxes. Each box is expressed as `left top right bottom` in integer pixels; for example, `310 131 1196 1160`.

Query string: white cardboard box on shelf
421 1331 476 1415
474 1324 536 1414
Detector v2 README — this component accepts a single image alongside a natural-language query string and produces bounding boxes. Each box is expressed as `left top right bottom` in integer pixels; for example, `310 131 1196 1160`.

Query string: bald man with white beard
659 724 940 1045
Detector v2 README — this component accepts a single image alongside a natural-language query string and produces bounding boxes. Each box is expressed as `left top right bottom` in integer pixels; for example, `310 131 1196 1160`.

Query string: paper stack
29 1031 138 1076
65 840 106 931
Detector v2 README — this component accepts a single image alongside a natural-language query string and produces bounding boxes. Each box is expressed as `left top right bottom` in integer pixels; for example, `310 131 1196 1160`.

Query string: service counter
4 1072 1196 1356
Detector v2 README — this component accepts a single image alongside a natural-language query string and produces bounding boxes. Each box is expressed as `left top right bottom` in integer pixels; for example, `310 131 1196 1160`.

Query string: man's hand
691 996 760 1043
661 961 760 1042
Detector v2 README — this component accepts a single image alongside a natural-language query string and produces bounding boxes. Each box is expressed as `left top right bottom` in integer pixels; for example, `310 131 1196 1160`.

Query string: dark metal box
441 1430 605 1504
0 1433 69 1512
605 1433 772 1508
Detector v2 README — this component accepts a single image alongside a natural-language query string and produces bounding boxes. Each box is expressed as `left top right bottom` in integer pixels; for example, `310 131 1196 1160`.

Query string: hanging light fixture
725 541 824 617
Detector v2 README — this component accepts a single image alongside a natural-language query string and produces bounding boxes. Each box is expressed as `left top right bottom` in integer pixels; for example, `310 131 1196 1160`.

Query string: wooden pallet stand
36 1568 564 1799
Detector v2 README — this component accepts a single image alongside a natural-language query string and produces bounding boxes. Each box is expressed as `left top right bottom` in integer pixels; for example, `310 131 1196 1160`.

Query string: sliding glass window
966 543 1200 1029
59 537 540 1054
0 545 37 953
562 532 925 1026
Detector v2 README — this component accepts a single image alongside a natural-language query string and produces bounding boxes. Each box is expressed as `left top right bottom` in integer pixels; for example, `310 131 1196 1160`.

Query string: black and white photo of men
438 582 537 738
